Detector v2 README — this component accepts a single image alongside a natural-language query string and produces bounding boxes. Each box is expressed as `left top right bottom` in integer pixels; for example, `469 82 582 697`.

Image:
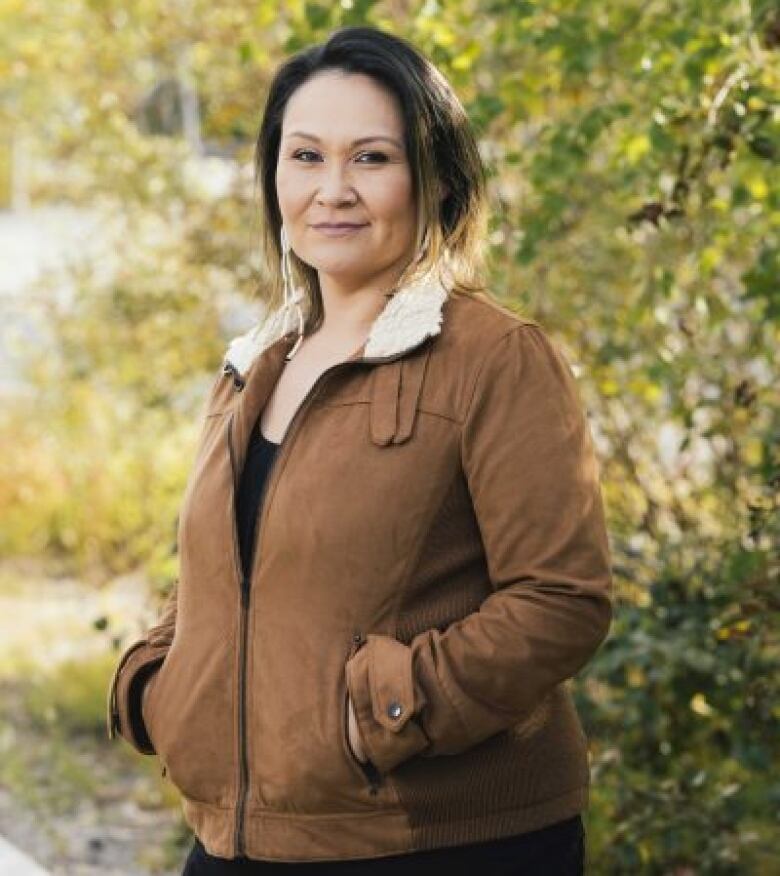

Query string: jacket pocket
142 635 235 807
341 631 384 796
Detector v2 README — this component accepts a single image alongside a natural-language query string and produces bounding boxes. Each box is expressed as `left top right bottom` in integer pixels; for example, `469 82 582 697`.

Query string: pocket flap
367 634 415 733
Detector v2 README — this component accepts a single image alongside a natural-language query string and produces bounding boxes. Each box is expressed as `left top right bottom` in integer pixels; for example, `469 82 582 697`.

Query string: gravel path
0 561 190 874
0 780 185 875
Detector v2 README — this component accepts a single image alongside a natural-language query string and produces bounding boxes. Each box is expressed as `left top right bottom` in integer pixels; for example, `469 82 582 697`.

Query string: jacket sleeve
345 322 614 775
106 579 178 754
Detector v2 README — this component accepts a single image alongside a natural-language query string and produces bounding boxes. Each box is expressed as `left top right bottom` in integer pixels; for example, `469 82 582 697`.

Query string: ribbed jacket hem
180 784 588 863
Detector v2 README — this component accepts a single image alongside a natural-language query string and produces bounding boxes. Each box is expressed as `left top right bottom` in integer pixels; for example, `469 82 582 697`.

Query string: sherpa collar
223 263 452 379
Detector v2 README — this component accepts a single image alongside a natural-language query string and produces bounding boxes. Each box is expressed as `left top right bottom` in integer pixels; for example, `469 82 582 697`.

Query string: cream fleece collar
223 263 452 378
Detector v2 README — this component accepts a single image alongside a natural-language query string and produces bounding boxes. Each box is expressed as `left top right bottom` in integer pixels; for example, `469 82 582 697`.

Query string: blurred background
0 1 777 873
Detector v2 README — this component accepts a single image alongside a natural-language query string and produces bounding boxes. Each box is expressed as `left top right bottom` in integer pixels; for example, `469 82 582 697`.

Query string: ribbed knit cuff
108 643 167 755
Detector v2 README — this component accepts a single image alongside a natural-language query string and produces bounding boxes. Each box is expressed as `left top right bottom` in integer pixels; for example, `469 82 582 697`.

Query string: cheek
275 166 304 214
371 172 415 222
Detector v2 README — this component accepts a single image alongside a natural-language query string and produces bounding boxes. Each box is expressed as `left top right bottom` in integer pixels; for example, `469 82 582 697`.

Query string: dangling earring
280 224 305 361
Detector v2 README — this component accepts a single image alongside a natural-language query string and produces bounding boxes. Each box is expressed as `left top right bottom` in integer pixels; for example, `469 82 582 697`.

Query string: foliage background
1 1 777 873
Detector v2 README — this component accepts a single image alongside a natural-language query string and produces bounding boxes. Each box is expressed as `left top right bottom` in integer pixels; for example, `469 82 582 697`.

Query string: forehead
281 70 404 142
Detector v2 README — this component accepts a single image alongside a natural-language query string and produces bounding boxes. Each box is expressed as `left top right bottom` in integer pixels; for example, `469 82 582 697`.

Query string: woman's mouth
311 223 368 237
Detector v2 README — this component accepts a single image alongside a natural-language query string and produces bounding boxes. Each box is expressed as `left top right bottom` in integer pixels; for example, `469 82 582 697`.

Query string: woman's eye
356 152 388 163
291 150 388 164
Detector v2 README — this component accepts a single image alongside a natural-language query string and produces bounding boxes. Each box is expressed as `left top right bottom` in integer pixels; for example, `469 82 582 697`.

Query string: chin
306 253 378 276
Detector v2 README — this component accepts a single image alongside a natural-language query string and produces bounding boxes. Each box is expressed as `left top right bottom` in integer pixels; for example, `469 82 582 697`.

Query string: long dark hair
254 24 490 332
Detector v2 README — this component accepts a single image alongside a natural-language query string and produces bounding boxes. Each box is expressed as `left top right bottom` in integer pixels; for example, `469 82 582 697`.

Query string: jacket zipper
227 337 433 857
227 413 251 859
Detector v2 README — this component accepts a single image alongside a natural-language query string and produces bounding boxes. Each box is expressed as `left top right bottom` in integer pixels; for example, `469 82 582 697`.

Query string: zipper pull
361 758 382 795
367 768 380 795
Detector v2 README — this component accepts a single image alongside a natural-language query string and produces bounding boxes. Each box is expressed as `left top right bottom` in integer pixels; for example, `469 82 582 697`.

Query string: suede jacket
106 268 614 863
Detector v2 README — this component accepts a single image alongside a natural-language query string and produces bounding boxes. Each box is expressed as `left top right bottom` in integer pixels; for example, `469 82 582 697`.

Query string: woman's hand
346 691 369 763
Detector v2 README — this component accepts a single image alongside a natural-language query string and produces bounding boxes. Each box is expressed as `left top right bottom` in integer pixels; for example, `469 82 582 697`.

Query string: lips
312 223 367 229
311 223 368 238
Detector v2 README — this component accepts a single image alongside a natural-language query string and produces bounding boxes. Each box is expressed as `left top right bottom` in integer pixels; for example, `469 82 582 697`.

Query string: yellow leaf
700 246 720 272
745 174 768 200
452 43 481 71
742 439 762 466
625 134 650 164
599 377 620 397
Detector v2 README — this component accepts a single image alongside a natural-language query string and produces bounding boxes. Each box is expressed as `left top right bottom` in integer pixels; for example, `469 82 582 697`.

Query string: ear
438 182 449 202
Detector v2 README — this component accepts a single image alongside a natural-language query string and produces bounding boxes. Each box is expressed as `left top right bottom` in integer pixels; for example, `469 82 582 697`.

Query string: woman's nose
315 166 357 205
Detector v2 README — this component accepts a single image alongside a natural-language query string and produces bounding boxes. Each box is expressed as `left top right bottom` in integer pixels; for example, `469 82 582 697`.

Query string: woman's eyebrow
284 131 403 148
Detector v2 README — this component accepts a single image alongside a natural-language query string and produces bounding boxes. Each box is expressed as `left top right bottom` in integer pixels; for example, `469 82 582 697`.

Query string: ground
0 559 190 874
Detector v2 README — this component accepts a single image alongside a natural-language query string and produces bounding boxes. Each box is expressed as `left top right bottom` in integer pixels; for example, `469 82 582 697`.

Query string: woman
107 25 612 875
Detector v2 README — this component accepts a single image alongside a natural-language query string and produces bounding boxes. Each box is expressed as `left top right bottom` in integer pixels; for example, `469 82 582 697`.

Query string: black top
235 419 281 578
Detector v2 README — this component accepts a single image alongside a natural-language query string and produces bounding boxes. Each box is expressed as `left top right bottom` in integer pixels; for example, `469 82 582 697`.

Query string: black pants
181 814 585 875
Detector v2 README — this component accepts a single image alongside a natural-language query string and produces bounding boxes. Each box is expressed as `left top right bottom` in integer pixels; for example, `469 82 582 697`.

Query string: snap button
386 700 403 720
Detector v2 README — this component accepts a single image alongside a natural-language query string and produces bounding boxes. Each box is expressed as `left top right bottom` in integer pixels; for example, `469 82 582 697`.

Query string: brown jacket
106 270 613 863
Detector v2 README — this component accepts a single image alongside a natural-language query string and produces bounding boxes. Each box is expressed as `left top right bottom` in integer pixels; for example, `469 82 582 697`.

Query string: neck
315 247 418 335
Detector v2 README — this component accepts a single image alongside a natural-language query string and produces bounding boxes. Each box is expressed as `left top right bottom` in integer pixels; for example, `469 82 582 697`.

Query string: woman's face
276 69 417 290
